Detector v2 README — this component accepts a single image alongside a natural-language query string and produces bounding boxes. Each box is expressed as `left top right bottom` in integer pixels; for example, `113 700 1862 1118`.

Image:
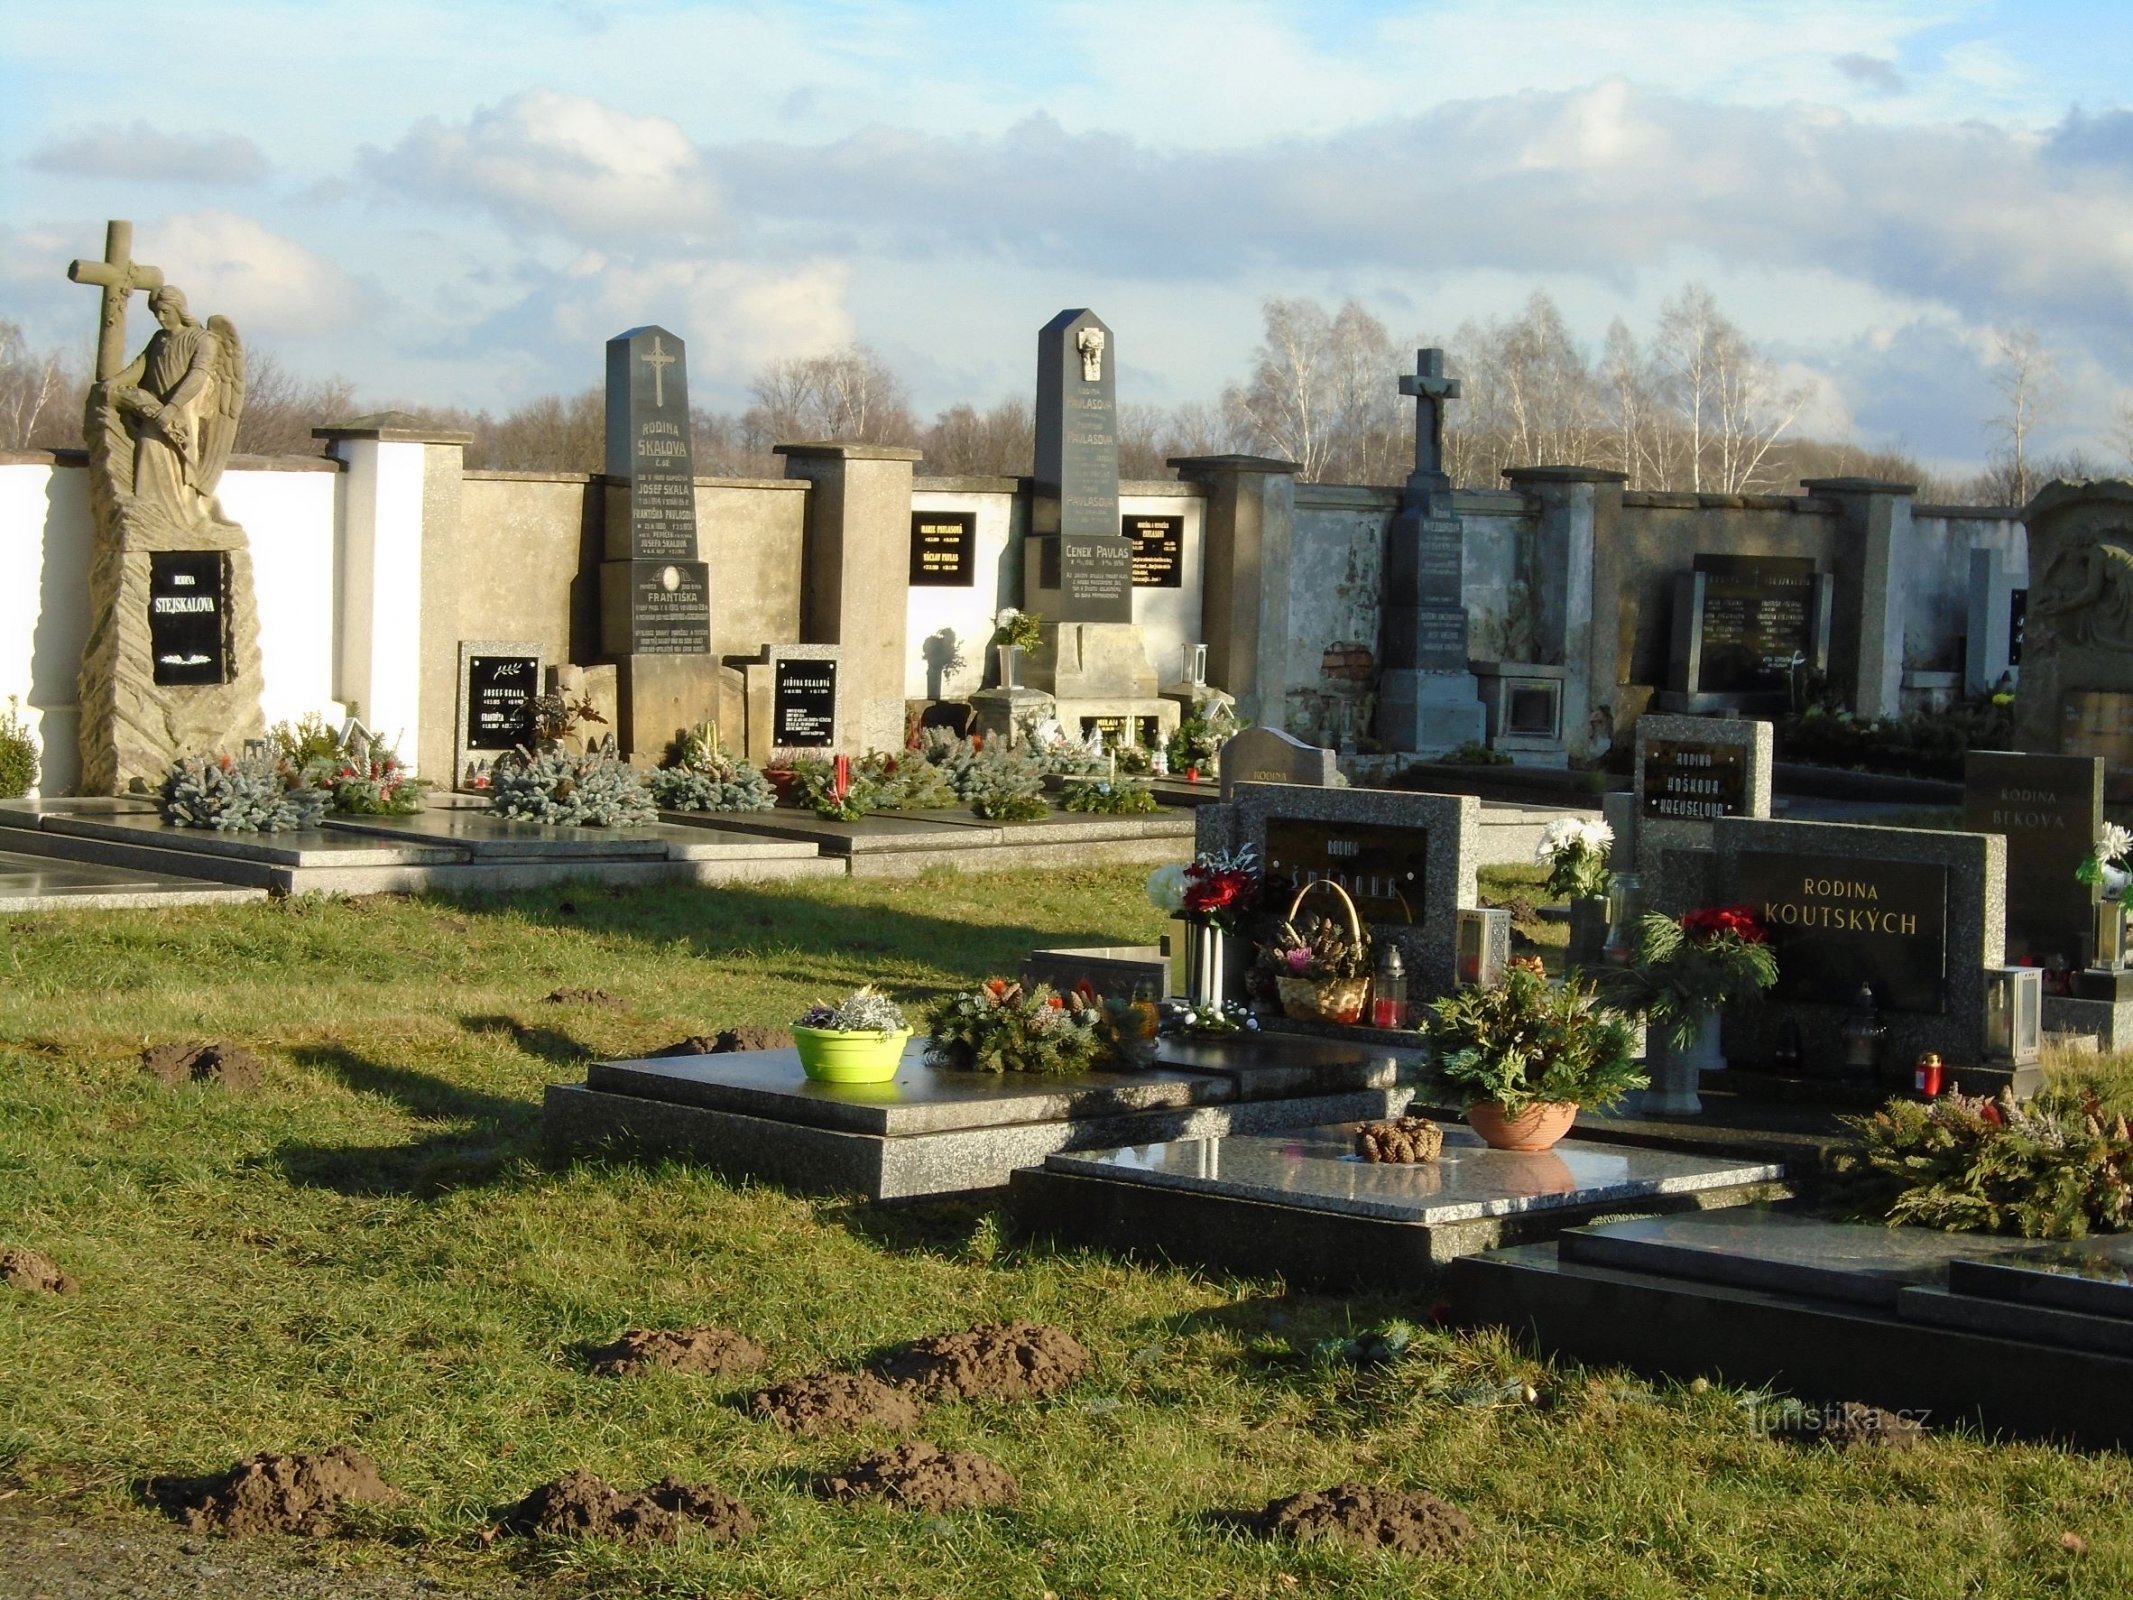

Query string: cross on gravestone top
640 334 676 408
1398 348 1461 482
66 220 166 383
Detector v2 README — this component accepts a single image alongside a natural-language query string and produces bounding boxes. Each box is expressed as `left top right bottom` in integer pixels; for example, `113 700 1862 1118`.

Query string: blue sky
5 0 2132 472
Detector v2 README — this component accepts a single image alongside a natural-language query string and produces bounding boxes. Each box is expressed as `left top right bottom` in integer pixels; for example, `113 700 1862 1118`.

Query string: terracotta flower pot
1464 1098 1579 1152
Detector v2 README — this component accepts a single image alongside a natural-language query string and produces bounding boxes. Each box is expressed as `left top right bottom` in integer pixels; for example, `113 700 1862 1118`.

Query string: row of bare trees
0 298 2101 504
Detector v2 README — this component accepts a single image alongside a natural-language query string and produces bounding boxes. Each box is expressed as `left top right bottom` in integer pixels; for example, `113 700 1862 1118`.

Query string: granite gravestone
1218 726 1338 801
1377 350 1486 754
600 325 714 759
909 511 976 587
1666 555 1833 710
1127 515 1184 588
1035 310 1131 623
147 551 228 686
1963 750 2101 968
769 647 839 750
1613 714 1774 922
1737 851 1951 1014
455 640 543 779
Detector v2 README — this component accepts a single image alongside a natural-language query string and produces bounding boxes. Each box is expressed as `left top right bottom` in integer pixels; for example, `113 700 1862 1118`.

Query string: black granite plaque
1642 739 1749 821
605 325 699 561
1688 555 1819 693
1964 750 2100 966
1127 515 1183 588
148 551 228 687
2009 589 2026 667
909 512 976 587
773 657 837 748
464 654 539 751
1736 851 1949 1013
1035 309 1128 623
1263 819 1427 925
624 561 712 655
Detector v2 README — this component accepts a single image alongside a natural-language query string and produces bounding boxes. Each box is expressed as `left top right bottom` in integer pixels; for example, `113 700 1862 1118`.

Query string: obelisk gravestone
1378 349 1485 754
600 325 715 760
1034 309 1132 623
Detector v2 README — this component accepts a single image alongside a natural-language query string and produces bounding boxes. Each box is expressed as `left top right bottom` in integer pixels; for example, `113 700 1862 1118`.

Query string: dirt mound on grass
588 1325 767 1379
657 1025 795 1056
819 1441 1018 1512
141 1041 263 1091
1774 1401 1926 1450
875 1320 1091 1403
504 1469 755 1546
1354 1115 1444 1163
158 1446 398 1537
1260 1482 1473 1558
750 1371 925 1435
1 1246 78 1294
544 987 625 1008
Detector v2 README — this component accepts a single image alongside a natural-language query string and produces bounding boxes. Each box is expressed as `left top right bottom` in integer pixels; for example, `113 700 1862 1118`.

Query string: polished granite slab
322 810 669 858
1558 1209 2045 1309
659 806 1189 853
1042 1125 1784 1225
0 848 263 909
20 808 462 865
1945 1236 2133 1321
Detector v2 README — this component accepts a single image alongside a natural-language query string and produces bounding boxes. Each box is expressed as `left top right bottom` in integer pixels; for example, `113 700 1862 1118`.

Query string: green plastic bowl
793 1025 912 1084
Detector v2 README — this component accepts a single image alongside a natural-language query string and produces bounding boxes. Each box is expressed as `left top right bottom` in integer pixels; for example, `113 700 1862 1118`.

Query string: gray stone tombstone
455 639 544 781
1218 727 1338 801
1663 556 1833 713
1034 309 1130 624
1711 815 2005 1071
1022 945 1171 1001
1217 782 1479 998
1962 750 2100 969
1965 547 2026 694
1615 714 1774 917
599 325 714 762
1378 349 1486 755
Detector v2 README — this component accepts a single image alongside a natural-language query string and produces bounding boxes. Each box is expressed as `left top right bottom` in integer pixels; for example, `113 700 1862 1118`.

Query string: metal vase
1641 1010 1716 1117
996 644 1023 691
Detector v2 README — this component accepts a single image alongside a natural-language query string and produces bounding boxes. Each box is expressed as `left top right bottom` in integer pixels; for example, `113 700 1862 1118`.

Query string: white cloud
148 211 366 336
361 91 720 240
29 121 269 185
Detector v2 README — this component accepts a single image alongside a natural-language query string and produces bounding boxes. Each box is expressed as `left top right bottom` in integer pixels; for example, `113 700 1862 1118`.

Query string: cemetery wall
1909 505 2027 673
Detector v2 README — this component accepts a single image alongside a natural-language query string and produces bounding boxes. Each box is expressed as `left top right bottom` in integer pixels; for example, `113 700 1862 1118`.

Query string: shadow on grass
818 1194 1004 1261
269 1042 545 1198
458 1014 596 1071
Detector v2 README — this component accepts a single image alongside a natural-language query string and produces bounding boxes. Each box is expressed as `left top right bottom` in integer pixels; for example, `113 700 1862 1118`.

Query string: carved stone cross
641 334 675 408
67 220 164 383
1398 348 1461 481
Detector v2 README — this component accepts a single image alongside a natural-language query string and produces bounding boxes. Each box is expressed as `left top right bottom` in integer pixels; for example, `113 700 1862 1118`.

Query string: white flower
1145 862 1187 914
2100 823 2133 866
1536 815 1612 864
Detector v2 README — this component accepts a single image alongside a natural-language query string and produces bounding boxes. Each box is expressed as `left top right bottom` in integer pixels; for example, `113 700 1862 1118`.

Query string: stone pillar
315 413 471 778
1169 453 1297 729
1802 476 1914 721
776 441 923 755
1502 466 1625 761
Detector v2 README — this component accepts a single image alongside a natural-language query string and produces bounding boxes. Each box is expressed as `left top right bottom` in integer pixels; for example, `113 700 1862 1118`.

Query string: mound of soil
1774 1401 1926 1450
588 1325 767 1379
875 1320 1091 1403
504 1469 754 1546
819 1441 1018 1513
141 1041 263 1092
1260 1482 1473 1558
157 1446 397 1537
750 1371 925 1436
1 1246 78 1294
657 1025 796 1057
1354 1116 1444 1164
544 987 625 1008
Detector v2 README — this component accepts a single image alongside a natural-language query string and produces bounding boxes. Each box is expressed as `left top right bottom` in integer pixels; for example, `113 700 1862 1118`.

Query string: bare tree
228 349 357 457
743 343 919 451
0 320 84 451
1223 297 1405 482
922 396 1033 477
1651 283 1809 493
1985 325 2060 506
1461 292 1600 480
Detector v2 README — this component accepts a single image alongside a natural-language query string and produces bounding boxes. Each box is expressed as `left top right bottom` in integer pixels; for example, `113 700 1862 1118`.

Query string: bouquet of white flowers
1536 815 1614 901
2077 822 2133 901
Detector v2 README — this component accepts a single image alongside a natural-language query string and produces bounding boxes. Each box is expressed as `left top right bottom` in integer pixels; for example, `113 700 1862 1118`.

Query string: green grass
3 870 2131 1598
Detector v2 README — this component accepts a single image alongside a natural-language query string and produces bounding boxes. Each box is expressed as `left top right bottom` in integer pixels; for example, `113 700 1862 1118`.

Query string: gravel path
0 1503 541 1600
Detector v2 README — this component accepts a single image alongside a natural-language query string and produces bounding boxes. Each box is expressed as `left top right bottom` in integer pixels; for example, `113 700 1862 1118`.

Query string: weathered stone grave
2015 479 2133 800
1962 750 2098 969
1965 546 2025 694
1606 713 1774 919
1218 726 1338 801
1021 944 1171 1000
601 325 715 761
1662 555 1833 714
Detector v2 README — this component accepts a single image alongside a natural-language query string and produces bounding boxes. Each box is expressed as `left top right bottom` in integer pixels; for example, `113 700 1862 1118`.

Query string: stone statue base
1377 668 1486 758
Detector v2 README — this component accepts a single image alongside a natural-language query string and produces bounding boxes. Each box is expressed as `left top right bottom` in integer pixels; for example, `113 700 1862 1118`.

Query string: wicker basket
1271 879 1371 1024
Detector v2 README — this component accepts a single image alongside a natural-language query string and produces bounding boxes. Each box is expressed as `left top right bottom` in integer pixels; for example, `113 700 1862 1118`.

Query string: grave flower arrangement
649 724 776 813
1146 843 1260 934
1253 883 1372 1023
488 747 657 828
924 978 1152 1074
1597 905 1779 1050
990 607 1044 653
159 751 329 833
1165 699 1240 779
317 734 430 816
1424 956 1645 1149
1160 997 1257 1037
1535 816 1614 902
1061 777 1160 815
792 984 912 1083
0 694 38 799
2076 822 2133 901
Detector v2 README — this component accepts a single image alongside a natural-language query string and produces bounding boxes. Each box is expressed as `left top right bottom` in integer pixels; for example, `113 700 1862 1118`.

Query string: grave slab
1896 1285 2133 1358
548 1035 1404 1200
1943 1236 2133 1321
0 848 266 911
323 811 669 859
27 809 464 867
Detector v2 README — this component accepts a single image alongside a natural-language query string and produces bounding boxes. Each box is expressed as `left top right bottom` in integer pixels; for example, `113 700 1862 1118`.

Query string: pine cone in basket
1354 1115 1444 1164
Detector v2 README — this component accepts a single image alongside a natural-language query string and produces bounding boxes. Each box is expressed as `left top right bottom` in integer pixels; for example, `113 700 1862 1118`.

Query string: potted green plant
792 986 912 1084
1423 957 1645 1150
1597 906 1779 1116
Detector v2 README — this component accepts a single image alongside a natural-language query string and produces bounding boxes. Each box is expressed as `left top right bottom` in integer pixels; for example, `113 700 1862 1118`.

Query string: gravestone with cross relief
599 325 715 761
1377 349 1486 755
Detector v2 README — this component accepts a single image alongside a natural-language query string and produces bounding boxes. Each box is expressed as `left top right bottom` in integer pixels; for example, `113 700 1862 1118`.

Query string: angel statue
97 284 244 528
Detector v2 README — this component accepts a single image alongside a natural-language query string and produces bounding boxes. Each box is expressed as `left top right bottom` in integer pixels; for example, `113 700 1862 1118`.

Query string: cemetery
6 217 2133 1595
